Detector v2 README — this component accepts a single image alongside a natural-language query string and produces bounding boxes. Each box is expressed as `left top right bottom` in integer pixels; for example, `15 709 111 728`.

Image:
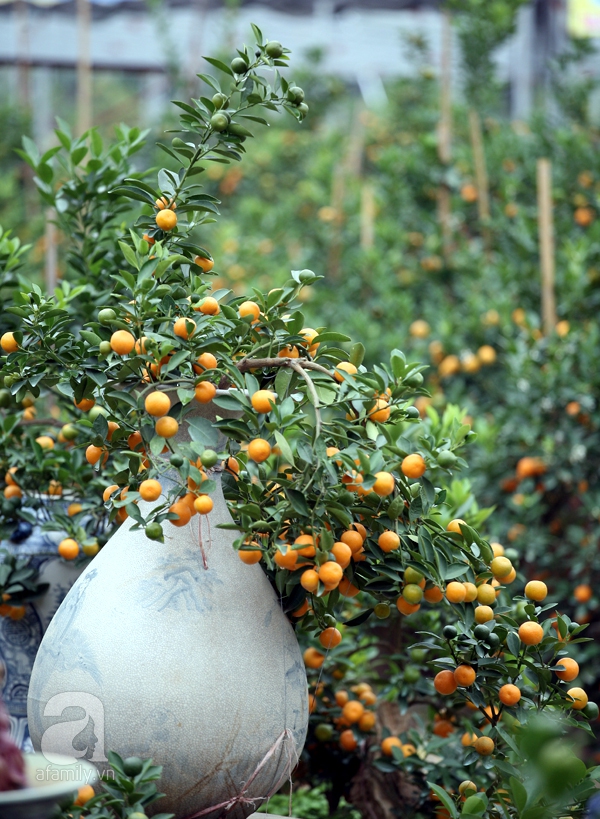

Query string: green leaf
285 488 310 516
80 330 101 346
118 241 140 271
313 331 352 343
495 723 520 756
203 56 234 76
509 777 527 813
188 416 219 448
427 784 457 818
461 795 487 815
350 342 365 367
274 431 295 466
343 609 373 627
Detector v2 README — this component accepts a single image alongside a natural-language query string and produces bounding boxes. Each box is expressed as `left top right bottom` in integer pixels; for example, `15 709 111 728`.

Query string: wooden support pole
76 0 92 135
468 109 490 223
438 10 452 262
537 158 557 335
45 210 58 294
327 165 346 280
15 0 30 108
360 183 375 250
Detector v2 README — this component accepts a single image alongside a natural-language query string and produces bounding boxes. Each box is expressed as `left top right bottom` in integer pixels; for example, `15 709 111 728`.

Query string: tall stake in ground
76 0 92 136
438 11 453 262
537 158 557 335
468 110 490 227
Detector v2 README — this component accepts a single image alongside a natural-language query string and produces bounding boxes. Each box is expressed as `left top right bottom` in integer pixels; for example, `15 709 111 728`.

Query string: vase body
0 520 83 749
27 407 308 819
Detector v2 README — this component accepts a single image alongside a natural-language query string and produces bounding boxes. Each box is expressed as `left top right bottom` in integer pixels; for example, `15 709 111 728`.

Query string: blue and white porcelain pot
0 513 83 749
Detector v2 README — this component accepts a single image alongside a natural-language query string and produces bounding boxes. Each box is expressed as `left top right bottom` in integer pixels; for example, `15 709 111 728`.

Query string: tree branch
236 357 337 382
288 360 322 439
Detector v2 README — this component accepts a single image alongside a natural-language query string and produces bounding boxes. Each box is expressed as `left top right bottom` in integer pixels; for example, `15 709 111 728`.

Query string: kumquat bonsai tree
1 27 599 819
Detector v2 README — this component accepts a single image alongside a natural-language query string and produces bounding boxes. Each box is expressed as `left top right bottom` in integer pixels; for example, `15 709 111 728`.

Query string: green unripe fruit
298 268 316 283
3 375 15 388
155 285 172 298
514 601 529 624
0 389 10 408
170 454 184 468
297 102 309 117
314 723 333 742
98 308 116 325
338 490 355 506
405 406 420 419
210 113 230 132
91 434 104 447
403 665 421 684
122 756 145 777
402 584 423 604
146 522 163 541
442 625 457 640
171 286 188 300
409 482 421 498
490 556 513 578
99 341 112 356
287 85 304 103
212 92 229 109
61 424 78 441
231 57 248 74
583 701 599 720
201 449 218 469
486 632 500 649
323 613 336 628
437 450 457 468
403 372 424 387
404 566 424 585
374 602 391 619
265 41 283 58
190 294 202 304
473 624 490 640
88 406 108 420
568 622 580 633
409 648 427 663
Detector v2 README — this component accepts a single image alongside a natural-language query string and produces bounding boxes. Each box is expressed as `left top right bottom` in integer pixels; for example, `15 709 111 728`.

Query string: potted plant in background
1 25 598 819
0 123 148 746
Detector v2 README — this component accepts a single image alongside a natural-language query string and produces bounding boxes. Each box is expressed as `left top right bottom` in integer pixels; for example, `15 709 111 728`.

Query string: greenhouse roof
0 0 440 9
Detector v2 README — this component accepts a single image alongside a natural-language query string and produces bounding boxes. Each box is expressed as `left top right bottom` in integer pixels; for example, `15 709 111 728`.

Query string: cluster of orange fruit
398 529 516 623
305 676 379 752
0 599 26 620
409 321 497 379
431 577 589 759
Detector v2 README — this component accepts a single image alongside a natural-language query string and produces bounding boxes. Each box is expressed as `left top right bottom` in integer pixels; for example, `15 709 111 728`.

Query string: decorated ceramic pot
28 405 308 819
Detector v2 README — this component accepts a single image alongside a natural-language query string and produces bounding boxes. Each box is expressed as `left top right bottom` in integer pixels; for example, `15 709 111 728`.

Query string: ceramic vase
0 518 83 749
27 404 308 819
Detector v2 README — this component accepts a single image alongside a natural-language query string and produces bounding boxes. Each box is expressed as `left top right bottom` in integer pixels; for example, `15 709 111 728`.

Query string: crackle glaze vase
27 405 308 819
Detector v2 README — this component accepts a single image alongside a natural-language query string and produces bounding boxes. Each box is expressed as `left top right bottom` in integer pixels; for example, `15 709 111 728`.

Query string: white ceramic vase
27 405 308 819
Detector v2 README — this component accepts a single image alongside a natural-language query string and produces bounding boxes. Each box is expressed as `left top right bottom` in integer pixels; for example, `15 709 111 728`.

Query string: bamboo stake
15 0 30 108
327 164 346 280
45 210 58 293
76 0 92 135
468 109 490 223
438 10 452 262
537 158 557 335
360 183 375 250
344 104 366 178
